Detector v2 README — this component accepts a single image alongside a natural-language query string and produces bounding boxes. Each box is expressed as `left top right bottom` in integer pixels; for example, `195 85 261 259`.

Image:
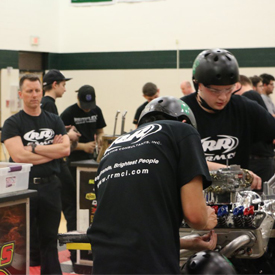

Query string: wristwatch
31 143 37 154
242 169 254 185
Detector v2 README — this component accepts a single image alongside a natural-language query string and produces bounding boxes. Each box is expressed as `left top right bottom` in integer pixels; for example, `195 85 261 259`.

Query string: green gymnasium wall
1 48 275 70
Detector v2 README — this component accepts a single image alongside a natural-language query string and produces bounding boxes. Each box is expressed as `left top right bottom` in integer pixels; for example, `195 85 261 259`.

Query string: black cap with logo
43 69 72 86
77 85 96 110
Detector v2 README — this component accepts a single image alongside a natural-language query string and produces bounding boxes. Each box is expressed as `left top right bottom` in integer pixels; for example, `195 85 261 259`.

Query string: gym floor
29 213 80 275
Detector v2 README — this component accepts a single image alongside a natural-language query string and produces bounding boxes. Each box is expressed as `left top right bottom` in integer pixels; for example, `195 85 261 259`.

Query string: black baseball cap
77 85 96 110
43 69 72 86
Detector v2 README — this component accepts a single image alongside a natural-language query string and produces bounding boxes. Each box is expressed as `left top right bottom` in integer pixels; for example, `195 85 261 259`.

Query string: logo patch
105 124 162 155
201 135 239 162
24 128 55 142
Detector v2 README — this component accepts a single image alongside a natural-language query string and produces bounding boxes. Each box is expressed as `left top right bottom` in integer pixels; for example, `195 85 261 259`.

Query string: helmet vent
225 55 232 61
158 99 163 104
214 56 219 62
216 74 221 79
230 73 235 78
204 53 211 58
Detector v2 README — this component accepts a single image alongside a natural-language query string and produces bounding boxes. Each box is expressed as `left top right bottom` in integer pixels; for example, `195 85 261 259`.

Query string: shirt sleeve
54 116 67 135
42 102 58 115
96 107 107 129
246 98 275 142
60 108 74 126
177 128 211 189
1 117 20 142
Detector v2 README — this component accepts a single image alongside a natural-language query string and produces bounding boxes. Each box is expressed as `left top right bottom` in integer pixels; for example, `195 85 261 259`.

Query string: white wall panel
58 0 275 52
0 0 59 52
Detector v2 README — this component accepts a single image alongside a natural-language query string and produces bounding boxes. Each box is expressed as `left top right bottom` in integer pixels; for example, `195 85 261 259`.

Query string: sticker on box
6 176 16 188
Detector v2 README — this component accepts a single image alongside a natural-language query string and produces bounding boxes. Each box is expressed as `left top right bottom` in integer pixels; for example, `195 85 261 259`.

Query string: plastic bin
0 162 32 194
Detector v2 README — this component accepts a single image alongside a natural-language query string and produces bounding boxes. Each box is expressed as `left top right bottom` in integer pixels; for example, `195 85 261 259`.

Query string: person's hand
53 134 63 144
190 230 217 251
68 126 81 142
180 230 217 251
203 206 217 230
248 170 262 190
83 141 96 153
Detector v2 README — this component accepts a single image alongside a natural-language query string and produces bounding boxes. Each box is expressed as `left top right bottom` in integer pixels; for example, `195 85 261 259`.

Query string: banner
71 0 163 5
71 0 115 5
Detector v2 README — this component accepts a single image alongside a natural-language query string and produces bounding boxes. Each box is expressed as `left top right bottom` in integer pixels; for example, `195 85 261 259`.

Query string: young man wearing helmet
181 49 275 191
87 96 217 274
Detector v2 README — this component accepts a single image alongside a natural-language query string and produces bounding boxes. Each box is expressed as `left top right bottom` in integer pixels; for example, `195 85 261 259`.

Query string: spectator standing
250 75 264 94
133 82 160 126
1 74 70 274
235 75 275 184
180 80 194 96
260 73 275 116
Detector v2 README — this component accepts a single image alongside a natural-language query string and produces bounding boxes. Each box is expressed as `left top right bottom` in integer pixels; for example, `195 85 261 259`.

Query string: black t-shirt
182 93 275 168
1 110 67 178
41 96 58 115
60 103 106 161
242 90 274 157
242 90 267 109
87 120 211 274
133 101 148 125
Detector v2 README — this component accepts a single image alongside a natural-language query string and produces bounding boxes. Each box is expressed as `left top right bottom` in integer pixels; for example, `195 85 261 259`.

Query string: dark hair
260 73 275 85
139 113 175 126
43 80 62 92
19 74 41 89
249 75 262 87
142 82 158 96
239 75 252 86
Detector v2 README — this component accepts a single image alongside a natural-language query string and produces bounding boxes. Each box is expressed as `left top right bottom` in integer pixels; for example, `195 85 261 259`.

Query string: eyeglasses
203 85 236 95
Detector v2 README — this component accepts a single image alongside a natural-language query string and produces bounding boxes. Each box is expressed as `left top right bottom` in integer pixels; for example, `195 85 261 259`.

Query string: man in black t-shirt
87 96 217 274
133 82 160 127
234 75 275 184
60 85 106 180
181 49 275 191
41 69 81 265
1 74 70 275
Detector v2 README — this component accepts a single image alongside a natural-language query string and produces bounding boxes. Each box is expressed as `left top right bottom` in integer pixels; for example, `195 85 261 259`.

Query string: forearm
179 231 217 251
34 143 70 159
11 150 52 165
184 207 208 230
75 142 86 151
180 238 196 250
181 176 217 230
4 137 53 165
207 161 226 171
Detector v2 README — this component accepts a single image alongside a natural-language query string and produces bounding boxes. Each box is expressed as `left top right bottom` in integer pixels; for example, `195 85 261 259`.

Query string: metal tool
121 110 127 135
113 110 120 137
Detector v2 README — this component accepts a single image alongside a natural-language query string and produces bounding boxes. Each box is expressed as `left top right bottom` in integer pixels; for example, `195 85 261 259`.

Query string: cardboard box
0 162 32 194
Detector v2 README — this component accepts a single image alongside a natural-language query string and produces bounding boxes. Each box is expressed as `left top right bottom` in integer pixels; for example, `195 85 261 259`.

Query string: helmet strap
196 92 221 113
232 85 242 95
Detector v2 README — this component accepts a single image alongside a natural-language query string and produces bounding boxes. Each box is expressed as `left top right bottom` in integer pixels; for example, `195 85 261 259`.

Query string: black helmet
192 49 239 90
182 250 237 275
138 96 196 128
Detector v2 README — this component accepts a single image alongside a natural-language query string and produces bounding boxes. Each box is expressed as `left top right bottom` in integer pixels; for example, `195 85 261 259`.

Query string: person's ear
52 81 58 88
